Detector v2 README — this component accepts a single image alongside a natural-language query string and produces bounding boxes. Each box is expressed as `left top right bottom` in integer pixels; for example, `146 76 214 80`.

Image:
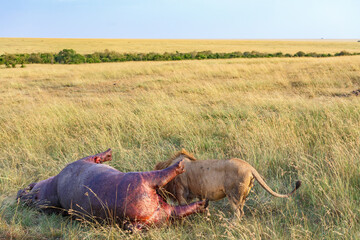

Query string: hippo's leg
17 182 37 205
93 148 112 163
123 221 147 233
145 160 185 189
171 199 209 218
80 148 112 164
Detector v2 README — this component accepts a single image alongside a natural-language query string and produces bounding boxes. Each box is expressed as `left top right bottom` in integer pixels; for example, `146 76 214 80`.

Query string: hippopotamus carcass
17 149 208 230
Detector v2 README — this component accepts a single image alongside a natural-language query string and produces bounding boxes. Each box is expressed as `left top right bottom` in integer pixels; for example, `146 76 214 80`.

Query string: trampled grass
1 38 360 54
0 55 360 239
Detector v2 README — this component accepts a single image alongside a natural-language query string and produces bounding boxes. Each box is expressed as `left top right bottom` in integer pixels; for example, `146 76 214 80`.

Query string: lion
155 149 301 218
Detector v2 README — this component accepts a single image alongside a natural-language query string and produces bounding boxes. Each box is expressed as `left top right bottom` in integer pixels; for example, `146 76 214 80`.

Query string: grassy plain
0 48 360 238
1 38 360 54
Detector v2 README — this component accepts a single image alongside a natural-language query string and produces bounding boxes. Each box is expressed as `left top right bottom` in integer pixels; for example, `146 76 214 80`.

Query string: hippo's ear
94 157 101 164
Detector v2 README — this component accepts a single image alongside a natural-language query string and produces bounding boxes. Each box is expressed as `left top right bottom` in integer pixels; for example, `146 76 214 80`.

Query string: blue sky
0 0 359 39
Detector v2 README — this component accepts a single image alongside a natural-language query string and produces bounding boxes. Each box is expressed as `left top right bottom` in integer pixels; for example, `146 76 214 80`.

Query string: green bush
55 49 85 64
294 51 306 57
1 49 360 68
28 53 42 63
335 51 351 56
40 53 55 64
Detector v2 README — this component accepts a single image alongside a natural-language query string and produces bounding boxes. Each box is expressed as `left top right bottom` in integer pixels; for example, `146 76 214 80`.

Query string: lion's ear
181 148 187 154
180 149 197 161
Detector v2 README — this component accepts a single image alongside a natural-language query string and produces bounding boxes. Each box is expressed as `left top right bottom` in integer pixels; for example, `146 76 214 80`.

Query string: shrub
196 53 207 59
335 51 351 56
85 53 102 63
40 53 55 64
2 49 360 68
3 54 17 67
294 51 305 57
28 53 42 63
4 54 17 63
55 49 85 64
243 52 251 57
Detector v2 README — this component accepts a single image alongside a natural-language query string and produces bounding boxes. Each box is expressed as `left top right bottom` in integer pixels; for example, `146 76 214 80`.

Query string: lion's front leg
175 183 189 205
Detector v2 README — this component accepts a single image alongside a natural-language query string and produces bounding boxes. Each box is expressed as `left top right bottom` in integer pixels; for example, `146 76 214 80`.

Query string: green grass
1 56 360 239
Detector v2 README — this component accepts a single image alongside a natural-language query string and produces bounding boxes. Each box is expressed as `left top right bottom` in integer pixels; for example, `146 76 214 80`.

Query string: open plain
0 39 360 239
1 38 360 54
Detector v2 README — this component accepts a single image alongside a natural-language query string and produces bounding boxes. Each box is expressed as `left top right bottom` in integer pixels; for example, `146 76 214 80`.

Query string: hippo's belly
119 185 161 221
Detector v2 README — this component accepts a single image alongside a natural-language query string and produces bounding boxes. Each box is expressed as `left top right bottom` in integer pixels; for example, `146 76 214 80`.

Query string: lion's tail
251 168 301 198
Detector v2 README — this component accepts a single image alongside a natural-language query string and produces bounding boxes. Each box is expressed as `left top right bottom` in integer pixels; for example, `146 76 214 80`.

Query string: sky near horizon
0 0 359 39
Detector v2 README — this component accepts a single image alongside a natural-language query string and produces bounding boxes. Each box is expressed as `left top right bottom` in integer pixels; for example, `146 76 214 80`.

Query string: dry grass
1 38 360 54
0 55 360 239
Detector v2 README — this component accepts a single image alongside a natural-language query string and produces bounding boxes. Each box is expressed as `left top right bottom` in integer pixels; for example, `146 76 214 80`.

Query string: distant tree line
1 49 359 67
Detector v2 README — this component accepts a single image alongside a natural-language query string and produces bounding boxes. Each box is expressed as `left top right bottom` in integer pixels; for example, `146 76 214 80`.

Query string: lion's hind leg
226 173 253 220
227 188 245 220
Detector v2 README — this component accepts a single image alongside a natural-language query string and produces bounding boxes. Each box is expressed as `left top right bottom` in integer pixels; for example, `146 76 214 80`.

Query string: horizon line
0 37 359 41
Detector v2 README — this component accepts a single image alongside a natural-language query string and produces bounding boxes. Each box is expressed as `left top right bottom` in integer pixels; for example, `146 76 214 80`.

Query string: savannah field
0 39 360 239
1 38 360 54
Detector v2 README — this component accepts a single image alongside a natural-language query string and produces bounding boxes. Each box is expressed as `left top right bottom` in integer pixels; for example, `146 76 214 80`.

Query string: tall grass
1 56 360 239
